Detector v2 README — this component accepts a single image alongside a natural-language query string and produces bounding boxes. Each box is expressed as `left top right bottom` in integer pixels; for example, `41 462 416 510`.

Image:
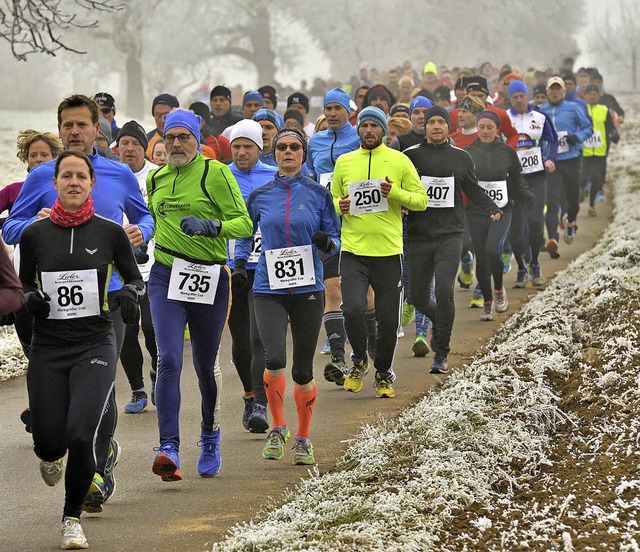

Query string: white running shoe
61 516 88 549
40 459 64 487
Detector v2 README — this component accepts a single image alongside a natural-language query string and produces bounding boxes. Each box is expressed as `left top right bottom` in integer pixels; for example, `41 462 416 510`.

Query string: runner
236 127 341 464
19 150 143 549
147 109 252 481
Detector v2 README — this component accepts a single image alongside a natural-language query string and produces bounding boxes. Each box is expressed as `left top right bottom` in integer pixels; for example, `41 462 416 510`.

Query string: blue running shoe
469 287 483 308
248 403 269 434
124 391 148 414
430 352 449 374
103 438 121 503
242 395 255 430
152 443 182 482
197 429 221 477
320 337 331 355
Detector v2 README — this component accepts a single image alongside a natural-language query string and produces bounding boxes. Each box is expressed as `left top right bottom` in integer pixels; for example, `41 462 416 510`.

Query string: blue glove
180 216 220 238
25 290 51 319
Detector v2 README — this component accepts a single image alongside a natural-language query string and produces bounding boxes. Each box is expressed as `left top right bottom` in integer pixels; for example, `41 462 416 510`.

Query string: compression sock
294 386 317 439
263 372 286 428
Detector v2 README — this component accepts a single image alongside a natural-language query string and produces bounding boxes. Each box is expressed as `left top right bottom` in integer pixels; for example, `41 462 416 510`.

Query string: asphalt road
0 201 611 552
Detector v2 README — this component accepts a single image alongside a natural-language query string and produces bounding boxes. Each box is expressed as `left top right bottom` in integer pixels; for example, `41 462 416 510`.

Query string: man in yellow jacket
331 106 428 398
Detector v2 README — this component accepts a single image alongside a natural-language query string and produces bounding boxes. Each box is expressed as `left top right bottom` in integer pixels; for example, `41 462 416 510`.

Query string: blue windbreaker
308 121 360 179
538 100 593 161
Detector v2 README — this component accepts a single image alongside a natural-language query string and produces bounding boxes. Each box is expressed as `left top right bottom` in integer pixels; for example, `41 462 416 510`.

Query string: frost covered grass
0 326 26 381
213 93 640 551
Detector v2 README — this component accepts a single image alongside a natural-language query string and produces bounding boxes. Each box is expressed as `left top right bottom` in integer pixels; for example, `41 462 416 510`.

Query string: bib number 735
168 258 220 304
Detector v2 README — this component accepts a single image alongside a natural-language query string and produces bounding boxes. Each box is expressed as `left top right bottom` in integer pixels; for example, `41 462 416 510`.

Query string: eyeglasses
275 143 302 152
164 133 192 144
100 107 112 114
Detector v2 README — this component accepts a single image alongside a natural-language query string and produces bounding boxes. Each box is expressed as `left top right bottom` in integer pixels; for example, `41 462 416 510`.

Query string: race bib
168 258 220 304
228 228 262 264
265 245 315 290
517 147 544 174
319 172 333 189
557 131 569 154
41 269 100 320
478 180 508 209
348 179 388 215
583 131 602 149
422 176 455 208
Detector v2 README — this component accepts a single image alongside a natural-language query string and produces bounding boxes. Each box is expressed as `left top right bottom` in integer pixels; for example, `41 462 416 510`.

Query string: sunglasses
100 107 112 114
164 133 192 144
275 142 302 152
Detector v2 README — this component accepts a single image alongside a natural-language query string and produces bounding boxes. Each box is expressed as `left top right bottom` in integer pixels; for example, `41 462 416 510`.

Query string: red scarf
49 196 95 228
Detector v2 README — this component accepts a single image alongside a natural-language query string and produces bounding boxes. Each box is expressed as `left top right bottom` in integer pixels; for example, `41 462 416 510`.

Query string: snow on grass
213 93 640 551
0 326 26 381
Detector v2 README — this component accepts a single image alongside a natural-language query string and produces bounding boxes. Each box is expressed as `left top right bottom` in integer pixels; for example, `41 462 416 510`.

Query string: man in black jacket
210 85 242 137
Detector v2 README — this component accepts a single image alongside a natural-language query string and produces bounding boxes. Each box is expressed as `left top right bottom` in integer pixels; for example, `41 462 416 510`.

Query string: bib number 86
58 285 83 307
179 272 211 293
274 258 304 278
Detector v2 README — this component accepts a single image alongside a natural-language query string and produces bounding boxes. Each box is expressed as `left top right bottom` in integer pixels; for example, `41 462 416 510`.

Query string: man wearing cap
363 85 395 116
308 87 361 379
94 92 119 139
287 92 315 138
507 80 558 287
538 76 593 251
388 95 433 152
226 119 277 434
146 93 180 158
117 120 159 414
331 106 427 398
210 85 242 137
403 106 502 375
221 91 264 141
147 109 252 482
258 85 278 110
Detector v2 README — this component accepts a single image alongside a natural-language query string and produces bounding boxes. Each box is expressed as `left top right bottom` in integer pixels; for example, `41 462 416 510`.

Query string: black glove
232 259 248 287
0 312 16 326
134 243 150 264
566 135 580 146
611 129 620 144
24 290 51 319
312 231 335 254
180 216 221 238
113 284 140 325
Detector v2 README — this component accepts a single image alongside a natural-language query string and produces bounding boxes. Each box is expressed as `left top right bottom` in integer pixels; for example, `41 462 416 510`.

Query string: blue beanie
508 80 529 98
409 95 433 115
164 109 202 152
323 87 352 113
253 108 284 130
357 106 388 135
243 90 264 106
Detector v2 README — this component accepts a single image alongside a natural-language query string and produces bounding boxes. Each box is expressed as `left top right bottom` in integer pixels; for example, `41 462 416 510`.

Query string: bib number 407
427 185 449 201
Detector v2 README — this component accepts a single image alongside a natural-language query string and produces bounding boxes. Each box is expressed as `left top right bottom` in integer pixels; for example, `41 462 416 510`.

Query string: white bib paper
168 258 220 304
348 179 388 215
319 172 333 189
41 269 100 320
517 147 544 174
228 228 262 265
583 131 602 149
478 180 508 209
265 245 315 290
422 176 455 208
557 131 569 154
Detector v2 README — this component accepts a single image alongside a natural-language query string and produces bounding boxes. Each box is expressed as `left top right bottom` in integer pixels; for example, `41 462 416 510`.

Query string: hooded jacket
308 121 360 179
538 99 593 161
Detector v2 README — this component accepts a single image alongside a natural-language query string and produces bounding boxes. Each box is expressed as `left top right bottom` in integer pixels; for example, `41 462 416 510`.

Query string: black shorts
322 254 339 280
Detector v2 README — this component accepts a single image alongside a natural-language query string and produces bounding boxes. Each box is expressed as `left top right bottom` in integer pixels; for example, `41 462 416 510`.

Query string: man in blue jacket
539 77 593 253
4 93 154 514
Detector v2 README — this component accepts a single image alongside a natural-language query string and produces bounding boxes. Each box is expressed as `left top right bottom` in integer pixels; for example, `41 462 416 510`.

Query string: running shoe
469 287 484 308
546 239 560 259
20 407 32 433
564 222 577 244
291 437 315 465
480 301 494 321
430 352 449 374
242 395 255 430
411 334 429 357
344 359 369 393
320 337 331 355
103 438 121 502
262 426 290 461
397 328 405 338
40 459 64 487
248 403 269 434
83 473 106 513
458 252 474 288
514 267 528 288
61 516 88 550
374 372 396 398
124 391 148 414
588 206 597 217
530 264 546 287
502 252 512 274
401 301 415 326
324 356 348 386
495 289 509 313
597 192 605 202
152 443 182 482
197 429 221 477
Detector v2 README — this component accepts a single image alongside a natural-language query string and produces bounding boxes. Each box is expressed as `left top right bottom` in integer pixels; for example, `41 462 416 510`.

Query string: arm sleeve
2 172 46 245
386 159 428 211
214 165 254 239
541 116 559 163
0 245 23 315
320 189 341 257
123 171 155 242
574 105 594 143
18 227 39 294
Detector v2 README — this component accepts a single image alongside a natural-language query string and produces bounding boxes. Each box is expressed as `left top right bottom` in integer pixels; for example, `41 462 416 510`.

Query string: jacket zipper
367 149 372 179
69 227 74 254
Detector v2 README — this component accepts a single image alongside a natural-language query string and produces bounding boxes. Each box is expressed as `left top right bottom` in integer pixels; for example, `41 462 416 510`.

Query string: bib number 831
274 258 304 278
58 285 83 307
178 272 211 293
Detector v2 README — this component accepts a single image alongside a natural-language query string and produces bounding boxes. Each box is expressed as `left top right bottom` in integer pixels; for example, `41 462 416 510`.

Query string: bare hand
544 160 556 174
490 212 502 222
380 176 393 198
37 208 51 220
339 194 350 215
124 223 144 248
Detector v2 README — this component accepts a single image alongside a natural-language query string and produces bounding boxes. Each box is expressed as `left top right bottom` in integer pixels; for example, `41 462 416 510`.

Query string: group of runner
0 57 623 549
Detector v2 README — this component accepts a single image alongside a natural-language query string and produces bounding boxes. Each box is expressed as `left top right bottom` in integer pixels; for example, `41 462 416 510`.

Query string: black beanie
424 105 450 127
210 85 232 102
117 120 148 151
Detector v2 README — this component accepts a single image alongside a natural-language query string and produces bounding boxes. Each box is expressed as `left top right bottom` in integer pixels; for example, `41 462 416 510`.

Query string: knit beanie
229 119 264 150
163 109 202 152
424 105 450 127
357 106 388 135
287 92 310 113
272 128 308 163
508 80 529 98
423 61 438 76
258 85 278 108
409 95 433 115
210 85 232 102
323 87 352 113
466 76 490 96
458 97 483 116
151 93 179 116
188 102 211 124
477 110 500 128
283 108 305 128
117 120 148 150
390 104 410 117
243 90 264 106
368 85 392 105
253 108 284 130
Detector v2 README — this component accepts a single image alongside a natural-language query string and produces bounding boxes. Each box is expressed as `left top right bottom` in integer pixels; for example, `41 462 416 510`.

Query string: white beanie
229 119 263 150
